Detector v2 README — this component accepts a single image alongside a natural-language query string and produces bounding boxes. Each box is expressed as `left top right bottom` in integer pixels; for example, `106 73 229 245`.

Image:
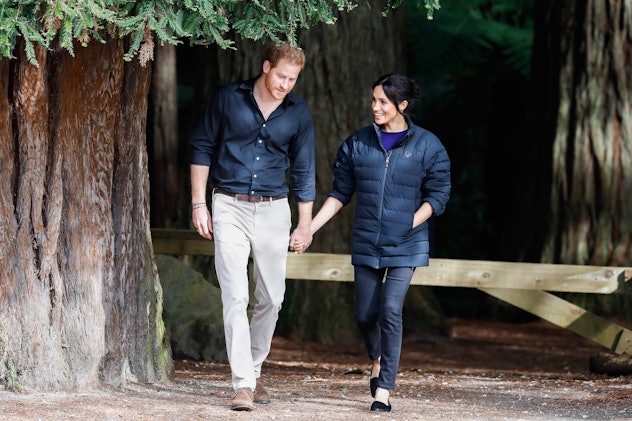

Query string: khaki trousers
212 191 291 390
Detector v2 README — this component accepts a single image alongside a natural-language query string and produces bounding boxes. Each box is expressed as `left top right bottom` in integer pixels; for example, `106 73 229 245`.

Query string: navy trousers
354 265 415 391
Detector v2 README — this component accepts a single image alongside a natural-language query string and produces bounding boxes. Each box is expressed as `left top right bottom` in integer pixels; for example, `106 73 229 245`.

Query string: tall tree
522 1 631 267
0 38 169 390
0 0 381 391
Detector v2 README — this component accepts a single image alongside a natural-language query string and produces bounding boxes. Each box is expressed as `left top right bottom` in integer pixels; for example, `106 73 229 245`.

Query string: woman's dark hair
372 73 420 115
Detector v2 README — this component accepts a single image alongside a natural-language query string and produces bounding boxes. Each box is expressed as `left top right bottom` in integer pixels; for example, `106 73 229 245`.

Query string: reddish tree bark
0 38 170 390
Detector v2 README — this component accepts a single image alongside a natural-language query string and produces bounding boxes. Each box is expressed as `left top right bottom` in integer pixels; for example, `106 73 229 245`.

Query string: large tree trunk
536 1 632 266
0 39 171 391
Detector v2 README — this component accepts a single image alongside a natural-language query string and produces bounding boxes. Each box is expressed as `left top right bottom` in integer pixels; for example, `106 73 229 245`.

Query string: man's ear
262 60 271 74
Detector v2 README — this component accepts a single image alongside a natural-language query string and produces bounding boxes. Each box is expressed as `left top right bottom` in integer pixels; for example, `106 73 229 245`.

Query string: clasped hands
289 226 312 254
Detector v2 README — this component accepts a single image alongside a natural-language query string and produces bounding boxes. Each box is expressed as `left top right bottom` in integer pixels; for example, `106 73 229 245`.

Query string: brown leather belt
214 188 287 203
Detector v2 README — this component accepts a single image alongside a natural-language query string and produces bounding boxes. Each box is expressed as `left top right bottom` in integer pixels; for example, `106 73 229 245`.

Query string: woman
309 73 451 412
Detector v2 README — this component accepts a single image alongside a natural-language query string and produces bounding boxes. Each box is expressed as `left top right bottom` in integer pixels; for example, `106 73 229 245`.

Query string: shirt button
256 157 260 160
263 124 266 127
258 139 262 143
251 190 255 194
253 174 258 178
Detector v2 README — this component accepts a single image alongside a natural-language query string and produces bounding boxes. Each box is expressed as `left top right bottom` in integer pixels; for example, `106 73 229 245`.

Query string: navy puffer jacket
328 120 451 269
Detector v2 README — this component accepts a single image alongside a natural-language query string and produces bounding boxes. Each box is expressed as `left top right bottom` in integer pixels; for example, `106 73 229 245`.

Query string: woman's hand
289 224 312 254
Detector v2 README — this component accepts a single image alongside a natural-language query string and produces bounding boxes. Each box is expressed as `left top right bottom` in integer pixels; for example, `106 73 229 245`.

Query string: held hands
289 224 312 254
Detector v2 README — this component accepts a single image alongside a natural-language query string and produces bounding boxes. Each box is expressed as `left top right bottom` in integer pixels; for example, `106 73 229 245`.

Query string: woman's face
372 85 403 129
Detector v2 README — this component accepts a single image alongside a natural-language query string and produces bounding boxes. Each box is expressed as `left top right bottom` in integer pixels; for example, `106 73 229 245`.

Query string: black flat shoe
370 400 391 412
370 377 379 398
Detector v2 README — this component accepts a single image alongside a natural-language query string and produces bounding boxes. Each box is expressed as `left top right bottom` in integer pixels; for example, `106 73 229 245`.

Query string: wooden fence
152 228 632 356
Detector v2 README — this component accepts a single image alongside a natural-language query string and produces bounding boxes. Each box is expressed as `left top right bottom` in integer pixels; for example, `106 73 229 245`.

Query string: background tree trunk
149 44 181 228
279 1 416 342
536 1 632 267
299 1 406 254
0 39 171 390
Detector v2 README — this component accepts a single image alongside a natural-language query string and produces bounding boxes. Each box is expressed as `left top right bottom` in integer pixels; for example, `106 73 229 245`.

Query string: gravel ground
1 319 631 420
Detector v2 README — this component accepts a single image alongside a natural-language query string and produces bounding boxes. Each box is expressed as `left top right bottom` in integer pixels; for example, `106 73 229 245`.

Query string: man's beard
264 76 287 100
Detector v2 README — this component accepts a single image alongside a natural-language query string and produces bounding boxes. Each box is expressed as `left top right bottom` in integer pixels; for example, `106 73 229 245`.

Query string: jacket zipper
375 150 392 252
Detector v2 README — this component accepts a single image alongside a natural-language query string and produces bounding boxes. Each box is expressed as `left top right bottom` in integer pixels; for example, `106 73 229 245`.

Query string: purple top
381 130 407 151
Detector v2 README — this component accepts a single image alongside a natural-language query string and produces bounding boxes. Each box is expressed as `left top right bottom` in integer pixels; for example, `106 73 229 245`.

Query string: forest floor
1 318 631 421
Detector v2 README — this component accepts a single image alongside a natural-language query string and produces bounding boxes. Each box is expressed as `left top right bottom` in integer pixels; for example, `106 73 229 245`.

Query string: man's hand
190 164 212 240
289 201 314 254
192 206 213 240
289 224 312 254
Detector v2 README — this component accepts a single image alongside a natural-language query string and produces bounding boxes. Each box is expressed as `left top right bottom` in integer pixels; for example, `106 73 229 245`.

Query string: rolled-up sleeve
190 90 223 167
289 105 316 202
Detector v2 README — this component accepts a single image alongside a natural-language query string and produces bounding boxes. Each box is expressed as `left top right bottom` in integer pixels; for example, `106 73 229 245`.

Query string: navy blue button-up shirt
190 78 316 202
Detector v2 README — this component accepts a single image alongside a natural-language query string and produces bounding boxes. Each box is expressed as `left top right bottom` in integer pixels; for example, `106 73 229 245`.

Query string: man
189 42 315 411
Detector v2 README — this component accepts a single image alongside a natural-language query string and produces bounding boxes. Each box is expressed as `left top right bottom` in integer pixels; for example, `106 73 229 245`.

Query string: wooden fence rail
151 228 632 355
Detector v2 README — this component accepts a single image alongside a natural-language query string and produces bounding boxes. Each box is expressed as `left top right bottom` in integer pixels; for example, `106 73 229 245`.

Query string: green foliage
386 0 440 20
406 0 533 79
0 0 362 66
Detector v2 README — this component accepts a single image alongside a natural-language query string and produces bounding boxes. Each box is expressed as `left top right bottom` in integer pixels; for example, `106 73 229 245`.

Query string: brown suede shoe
231 388 255 411
254 382 271 404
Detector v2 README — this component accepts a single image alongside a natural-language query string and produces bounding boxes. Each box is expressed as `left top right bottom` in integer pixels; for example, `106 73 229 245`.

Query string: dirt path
1 319 631 420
